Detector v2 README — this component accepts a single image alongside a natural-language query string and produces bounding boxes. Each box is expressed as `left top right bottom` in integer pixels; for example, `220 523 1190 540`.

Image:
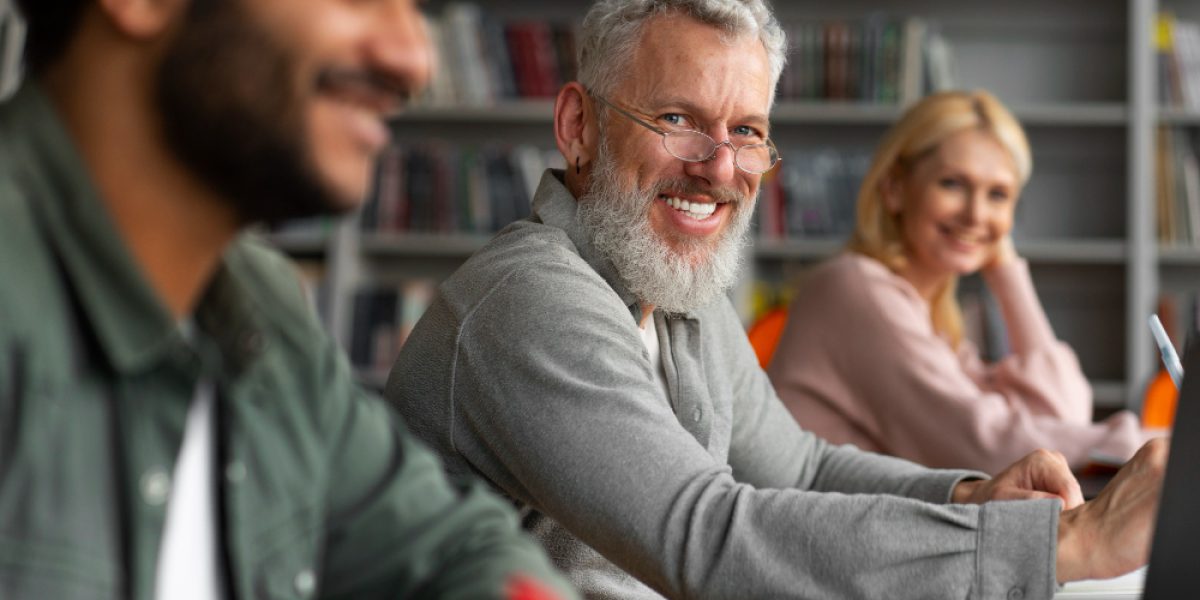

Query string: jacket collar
4 83 263 379
529 169 646 324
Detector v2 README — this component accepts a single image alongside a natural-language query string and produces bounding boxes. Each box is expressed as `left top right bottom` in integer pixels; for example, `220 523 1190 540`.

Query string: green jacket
0 84 575 600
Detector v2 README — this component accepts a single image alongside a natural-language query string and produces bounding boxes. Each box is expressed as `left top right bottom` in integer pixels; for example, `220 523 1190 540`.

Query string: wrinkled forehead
916 129 1021 187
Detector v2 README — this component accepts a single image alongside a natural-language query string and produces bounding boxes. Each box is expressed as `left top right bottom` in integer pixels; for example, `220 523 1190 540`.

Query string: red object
747 307 789 369
1142 368 1179 428
505 575 562 600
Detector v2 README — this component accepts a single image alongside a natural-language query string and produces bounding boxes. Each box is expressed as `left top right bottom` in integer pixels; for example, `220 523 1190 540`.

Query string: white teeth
663 196 717 220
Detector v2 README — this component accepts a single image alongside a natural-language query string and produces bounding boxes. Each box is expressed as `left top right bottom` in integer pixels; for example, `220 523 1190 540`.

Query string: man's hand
1056 437 1169 583
952 449 1084 508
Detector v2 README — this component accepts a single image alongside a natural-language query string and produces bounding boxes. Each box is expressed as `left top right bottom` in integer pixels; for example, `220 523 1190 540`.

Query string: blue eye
660 114 688 128
732 125 759 138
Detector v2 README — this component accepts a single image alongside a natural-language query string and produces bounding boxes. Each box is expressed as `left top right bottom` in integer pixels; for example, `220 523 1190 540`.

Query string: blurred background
2 0 1194 418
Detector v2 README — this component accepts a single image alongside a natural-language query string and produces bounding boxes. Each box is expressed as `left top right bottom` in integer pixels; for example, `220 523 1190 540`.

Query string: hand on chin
981 235 1017 272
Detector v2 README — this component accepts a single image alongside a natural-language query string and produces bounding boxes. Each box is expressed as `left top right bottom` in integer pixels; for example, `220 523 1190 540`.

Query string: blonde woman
767 90 1146 475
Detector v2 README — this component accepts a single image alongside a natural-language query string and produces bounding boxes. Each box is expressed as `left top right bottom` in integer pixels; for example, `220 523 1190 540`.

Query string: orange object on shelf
1142 368 1179 428
747 307 789 369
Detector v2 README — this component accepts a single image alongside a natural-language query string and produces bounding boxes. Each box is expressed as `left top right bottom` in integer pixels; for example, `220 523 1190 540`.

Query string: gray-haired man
388 0 1165 597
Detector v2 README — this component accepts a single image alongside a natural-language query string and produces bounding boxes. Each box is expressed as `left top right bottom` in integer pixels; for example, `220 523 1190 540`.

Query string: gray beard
576 139 753 314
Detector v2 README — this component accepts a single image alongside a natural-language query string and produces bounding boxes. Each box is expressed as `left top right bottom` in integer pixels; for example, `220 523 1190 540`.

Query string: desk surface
1054 567 1145 599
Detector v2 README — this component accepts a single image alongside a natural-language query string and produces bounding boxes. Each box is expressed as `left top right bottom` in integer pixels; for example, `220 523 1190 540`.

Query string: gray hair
577 0 787 101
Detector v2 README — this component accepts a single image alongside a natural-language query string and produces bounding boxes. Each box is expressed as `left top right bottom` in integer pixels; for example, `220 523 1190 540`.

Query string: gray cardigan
387 169 1059 599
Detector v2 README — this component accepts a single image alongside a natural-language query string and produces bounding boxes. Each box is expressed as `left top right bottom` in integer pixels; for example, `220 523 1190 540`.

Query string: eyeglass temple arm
591 94 666 135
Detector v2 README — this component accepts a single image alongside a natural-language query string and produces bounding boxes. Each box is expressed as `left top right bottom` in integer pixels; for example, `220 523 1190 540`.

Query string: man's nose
366 2 434 103
683 139 738 188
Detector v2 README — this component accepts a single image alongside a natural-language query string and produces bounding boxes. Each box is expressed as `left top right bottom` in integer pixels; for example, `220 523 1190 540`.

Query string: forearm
982 258 1057 354
807 441 983 503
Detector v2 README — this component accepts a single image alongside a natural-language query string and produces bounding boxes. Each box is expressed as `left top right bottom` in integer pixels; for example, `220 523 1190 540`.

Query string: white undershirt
639 317 670 397
154 379 220 600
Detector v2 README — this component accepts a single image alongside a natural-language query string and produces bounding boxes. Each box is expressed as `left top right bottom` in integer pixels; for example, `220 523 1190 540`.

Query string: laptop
1055 338 1200 599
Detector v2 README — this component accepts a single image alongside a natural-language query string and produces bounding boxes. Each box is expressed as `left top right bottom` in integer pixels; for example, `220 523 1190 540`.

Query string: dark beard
155 0 337 227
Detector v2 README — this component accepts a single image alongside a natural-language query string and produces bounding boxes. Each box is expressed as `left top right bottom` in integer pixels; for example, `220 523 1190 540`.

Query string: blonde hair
847 90 1031 347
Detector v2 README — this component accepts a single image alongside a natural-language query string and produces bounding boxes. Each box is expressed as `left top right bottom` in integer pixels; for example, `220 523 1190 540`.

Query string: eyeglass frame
589 92 781 174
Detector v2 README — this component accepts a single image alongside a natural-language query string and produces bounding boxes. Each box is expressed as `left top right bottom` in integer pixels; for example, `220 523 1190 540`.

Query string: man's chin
231 181 345 227
321 162 377 210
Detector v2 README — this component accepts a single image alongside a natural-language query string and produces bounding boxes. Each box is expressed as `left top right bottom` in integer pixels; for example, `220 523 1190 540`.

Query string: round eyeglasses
591 94 781 174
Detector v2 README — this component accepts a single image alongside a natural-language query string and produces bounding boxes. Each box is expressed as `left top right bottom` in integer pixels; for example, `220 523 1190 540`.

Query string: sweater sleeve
970 258 1091 424
771 254 1144 476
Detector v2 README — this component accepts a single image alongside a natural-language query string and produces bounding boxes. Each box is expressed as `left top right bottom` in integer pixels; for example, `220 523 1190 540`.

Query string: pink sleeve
967 259 1091 425
771 255 1145 476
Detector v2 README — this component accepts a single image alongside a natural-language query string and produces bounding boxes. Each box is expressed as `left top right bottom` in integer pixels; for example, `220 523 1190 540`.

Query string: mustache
315 68 415 114
648 178 747 205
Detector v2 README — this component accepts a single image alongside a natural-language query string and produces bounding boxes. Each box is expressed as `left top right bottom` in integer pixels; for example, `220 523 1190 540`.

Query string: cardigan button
1007 587 1024 600
293 569 316 597
140 469 171 506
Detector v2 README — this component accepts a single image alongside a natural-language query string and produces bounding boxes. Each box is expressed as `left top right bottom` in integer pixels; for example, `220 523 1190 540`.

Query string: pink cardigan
767 252 1145 475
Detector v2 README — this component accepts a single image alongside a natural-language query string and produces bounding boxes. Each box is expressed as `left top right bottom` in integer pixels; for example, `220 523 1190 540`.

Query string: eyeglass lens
662 131 777 173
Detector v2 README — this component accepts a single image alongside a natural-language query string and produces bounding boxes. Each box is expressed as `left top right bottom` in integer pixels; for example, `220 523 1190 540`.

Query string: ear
880 169 904 215
97 0 183 40
554 82 598 179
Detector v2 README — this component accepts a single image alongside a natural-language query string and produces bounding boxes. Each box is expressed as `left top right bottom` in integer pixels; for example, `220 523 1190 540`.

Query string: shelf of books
395 101 555 123
1159 245 1200 265
416 4 955 112
393 100 1127 128
361 232 493 258
754 238 1128 265
348 279 437 392
1155 125 1200 250
325 0 1156 407
769 102 1126 127
1159 109 1200 125
1156 8 1200 261
1014 239 1128 264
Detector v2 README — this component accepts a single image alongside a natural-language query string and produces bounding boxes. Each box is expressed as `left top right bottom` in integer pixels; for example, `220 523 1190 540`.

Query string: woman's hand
983 234 1018 272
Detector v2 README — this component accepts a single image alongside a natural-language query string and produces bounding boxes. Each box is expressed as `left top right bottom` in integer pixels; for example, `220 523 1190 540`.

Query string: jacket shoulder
0 158 62 341
442 220 624 317
222 234 326 340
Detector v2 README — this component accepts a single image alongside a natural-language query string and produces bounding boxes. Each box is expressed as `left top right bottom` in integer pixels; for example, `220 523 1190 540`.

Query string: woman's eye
989 189 1012 202
938 178 961 189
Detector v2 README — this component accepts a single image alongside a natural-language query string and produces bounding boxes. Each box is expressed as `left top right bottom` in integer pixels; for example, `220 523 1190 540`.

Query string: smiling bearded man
386 0 1169 598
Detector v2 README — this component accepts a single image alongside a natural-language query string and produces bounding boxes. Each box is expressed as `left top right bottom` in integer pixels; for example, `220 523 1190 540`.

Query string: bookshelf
752 0 1155 411
245 0 1164 407
1156 0 1200 415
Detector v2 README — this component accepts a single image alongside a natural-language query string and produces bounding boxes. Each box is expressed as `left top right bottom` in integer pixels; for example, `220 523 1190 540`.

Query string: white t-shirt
154 379 220 600
639 317 669 398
